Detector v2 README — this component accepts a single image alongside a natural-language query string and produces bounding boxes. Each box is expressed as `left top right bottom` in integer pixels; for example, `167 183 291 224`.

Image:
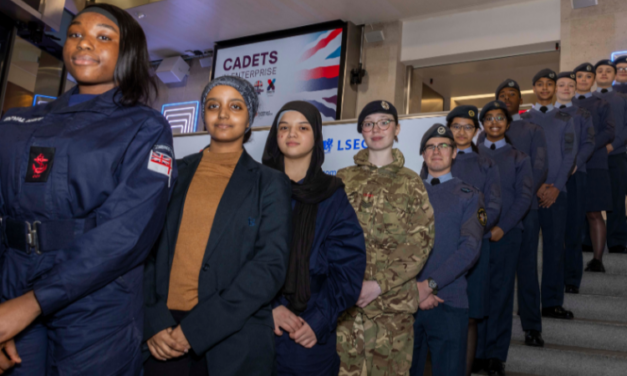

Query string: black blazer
143 149 291 375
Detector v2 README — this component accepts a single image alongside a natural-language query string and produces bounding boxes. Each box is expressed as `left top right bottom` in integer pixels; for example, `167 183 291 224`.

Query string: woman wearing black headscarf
263 101 366 376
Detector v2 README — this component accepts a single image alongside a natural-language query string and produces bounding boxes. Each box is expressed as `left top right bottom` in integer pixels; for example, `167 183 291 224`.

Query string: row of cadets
475 101 533 376
612 56 627 94
419 106 502 375
411 124 486 376
572 63 616 272
478 79 549 348
520 69 577 325
553 72 596 294
588 60 627 258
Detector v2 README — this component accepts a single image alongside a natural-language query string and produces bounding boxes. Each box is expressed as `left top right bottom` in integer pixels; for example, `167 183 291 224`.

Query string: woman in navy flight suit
263 102 366 375
0 5 175 375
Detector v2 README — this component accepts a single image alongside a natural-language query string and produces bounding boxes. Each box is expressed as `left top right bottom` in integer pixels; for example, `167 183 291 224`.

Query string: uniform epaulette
520 112 532 120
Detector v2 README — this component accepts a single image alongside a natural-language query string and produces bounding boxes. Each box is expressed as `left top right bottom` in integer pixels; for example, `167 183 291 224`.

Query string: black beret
420 123 454 154
574 62 595 75
556 71 576 82
532 68 557 85
357 100 398 133
495 79 520 99
479 100 512 124
614 56 627 65
446 105 479 125
595 59 616 72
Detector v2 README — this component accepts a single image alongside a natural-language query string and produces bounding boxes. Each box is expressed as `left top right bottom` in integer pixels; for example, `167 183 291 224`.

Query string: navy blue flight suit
0 87 176 375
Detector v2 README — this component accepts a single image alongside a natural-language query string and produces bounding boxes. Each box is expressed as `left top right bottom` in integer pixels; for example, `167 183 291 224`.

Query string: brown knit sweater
167 148 242 311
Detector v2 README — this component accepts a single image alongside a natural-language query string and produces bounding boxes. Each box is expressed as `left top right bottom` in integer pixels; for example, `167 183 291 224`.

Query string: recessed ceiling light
136 12 145 19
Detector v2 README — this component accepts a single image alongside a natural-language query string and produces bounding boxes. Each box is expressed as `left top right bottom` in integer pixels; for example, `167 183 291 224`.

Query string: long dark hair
82 4 158 106
446 117 479 153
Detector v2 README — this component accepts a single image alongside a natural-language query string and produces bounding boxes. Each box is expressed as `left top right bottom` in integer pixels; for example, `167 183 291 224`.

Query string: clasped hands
537 183 559 208
147 325 190 361
272 306 317 348
417 280 444 311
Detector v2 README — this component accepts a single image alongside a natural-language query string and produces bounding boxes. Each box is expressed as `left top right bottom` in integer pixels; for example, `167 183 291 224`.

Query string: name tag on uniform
25 146 55 183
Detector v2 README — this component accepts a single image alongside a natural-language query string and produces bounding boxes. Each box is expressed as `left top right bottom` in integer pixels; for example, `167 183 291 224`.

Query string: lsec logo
324 138 368 154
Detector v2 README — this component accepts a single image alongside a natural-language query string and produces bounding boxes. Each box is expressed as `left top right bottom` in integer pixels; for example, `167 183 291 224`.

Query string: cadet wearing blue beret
412 123 484 376
475 101 533 376
612 55 627 94
554 71 596 296
591 60 627 257
573 62 616 273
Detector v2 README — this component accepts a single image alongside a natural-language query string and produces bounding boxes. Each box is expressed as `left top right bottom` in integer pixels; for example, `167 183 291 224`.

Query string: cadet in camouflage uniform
336 101 435 376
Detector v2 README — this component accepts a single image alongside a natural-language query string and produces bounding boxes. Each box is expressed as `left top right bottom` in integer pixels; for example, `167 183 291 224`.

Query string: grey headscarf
200 75 259 131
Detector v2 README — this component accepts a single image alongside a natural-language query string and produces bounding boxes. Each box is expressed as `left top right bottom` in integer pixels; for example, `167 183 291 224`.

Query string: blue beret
446 105 479 126
595 59 616 72
533 68 557 85
479 100 512 124
495 79 520 99
574 62 595 75
420 123 454 154
556 71 576 82
357 100 398 133
614 56 627 65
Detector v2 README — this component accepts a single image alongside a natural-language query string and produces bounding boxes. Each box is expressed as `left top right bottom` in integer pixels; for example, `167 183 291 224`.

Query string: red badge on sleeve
26 146 55 182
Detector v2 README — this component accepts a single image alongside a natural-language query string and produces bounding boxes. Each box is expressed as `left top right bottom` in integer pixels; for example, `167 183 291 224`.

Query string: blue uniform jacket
421 151 501 239
573 94 615 170
273 188 366 376
478 116 547 209
558 104 595 173
0 87 176 374
417 178 483 309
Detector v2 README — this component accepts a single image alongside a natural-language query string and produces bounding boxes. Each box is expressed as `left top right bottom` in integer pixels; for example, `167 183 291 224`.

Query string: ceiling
122 0 526 59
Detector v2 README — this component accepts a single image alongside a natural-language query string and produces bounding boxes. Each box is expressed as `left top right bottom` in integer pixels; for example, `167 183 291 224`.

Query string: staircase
502 252 627 376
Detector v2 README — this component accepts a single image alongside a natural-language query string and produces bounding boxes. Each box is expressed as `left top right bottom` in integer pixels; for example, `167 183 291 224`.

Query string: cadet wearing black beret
556 71 577 82
479 100 512 125
357 100 398 133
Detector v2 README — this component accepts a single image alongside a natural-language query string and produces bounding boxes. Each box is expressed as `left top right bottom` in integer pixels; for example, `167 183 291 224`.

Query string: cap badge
381 101 390 110
508 81 515 87
549 73 555 78
468 110 475 117
570 73 576 79
494 102 500 108
587 65 592 71
437 126 446 135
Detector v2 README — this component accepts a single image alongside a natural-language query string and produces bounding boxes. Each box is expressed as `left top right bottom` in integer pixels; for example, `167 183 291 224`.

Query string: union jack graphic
147 150 173 186
254 80 264 94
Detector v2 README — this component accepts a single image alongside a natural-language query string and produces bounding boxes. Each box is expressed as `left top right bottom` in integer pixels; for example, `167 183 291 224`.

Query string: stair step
577 272 627 298
515 292 627 323
506 340 627 376
511 316 627 352
582 253 627 276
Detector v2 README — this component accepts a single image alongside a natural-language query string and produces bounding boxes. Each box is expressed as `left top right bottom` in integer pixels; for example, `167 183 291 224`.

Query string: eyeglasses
362 119 394 132
618 67 627 72
483 116 506 123
450 124 475 132
424 143 452 152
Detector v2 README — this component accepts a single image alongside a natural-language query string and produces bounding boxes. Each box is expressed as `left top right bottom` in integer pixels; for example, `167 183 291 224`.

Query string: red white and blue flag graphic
296 28 343 120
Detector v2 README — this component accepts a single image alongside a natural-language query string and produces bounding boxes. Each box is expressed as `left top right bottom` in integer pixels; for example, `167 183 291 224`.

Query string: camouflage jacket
337 149 435 317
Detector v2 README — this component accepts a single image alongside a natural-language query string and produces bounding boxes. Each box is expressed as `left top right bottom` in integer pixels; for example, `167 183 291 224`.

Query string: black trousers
144 310 209 376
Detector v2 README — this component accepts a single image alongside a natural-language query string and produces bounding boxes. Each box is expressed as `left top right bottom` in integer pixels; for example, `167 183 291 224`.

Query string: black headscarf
262 101 344 314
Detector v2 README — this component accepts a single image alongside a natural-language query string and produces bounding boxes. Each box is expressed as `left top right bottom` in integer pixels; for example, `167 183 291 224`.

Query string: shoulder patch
477 208 487 227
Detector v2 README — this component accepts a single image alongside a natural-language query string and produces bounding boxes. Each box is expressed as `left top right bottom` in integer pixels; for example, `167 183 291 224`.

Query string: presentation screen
212 21 347 127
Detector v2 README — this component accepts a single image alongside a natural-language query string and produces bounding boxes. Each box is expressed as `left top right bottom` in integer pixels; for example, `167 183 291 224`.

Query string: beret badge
437 126 446 135
381 101 390 110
